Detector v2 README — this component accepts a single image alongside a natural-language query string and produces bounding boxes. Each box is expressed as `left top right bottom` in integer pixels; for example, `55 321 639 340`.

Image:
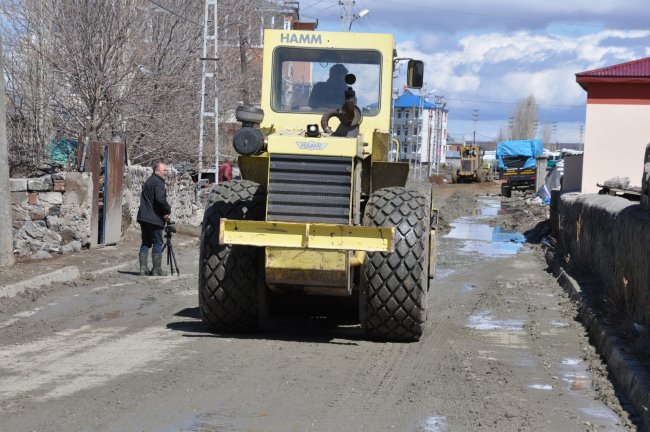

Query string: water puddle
467 311 525 331
475 198 500 217
558 356 591 394
461 284 476 293
579 406 621 422
528 383 553 390
156 412 219 432
423 415 448 432
434 268 455 279
444 198 526 257
88 310 124 322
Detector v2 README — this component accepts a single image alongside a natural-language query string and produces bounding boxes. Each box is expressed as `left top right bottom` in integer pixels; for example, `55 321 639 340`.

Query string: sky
298 0 650 143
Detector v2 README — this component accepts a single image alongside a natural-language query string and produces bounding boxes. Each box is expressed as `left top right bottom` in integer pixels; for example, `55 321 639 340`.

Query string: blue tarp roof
496 139 544 170
394 90 439 109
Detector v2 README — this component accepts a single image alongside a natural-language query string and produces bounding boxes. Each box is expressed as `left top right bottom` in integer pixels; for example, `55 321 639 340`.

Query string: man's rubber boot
151 253 167 276
139 253 149 276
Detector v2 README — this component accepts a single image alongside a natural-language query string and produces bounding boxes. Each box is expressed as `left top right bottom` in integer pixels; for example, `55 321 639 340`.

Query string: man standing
137 162 172 276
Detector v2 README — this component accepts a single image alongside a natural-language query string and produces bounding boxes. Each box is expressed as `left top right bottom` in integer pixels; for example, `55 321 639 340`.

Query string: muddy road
0 181 638 431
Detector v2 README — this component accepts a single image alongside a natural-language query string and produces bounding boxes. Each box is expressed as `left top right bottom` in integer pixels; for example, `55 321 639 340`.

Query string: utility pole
0 35 14 267
427 109 434 176
198 0 219 188
434 95 446 176
552 121 558 151
414 88 425 180
579 125 584 149
339 0 355 32
408 100 415 179
508 116 514 140
472 108 478 146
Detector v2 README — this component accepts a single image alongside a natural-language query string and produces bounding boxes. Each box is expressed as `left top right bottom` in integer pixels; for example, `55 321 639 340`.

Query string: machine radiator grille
461 160 472 172
267 154 352 224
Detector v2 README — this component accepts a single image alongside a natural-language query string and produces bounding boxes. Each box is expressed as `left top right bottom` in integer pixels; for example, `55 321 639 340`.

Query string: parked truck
496 139 544 197
198 29 435 342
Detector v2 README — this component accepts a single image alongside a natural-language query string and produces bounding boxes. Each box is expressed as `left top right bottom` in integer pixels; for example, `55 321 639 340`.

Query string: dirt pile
428 174 447 185
499 196 550 233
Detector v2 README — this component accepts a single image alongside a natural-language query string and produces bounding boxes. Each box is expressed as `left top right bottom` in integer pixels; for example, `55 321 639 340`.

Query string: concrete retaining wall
553 193 650 326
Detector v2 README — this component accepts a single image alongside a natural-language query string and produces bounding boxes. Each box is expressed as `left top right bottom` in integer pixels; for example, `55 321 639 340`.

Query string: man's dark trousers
140 222 164 254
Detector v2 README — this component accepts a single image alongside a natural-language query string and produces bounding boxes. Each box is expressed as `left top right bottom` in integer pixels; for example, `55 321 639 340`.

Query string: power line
301 0 338 12
145 0 201 27
445 97 584 109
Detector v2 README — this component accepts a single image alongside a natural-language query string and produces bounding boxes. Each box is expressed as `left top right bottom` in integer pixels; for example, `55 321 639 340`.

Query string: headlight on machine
233 127 265 156
233 105 265 156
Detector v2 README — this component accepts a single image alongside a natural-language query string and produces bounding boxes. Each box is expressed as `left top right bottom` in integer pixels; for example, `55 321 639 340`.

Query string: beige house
576 57 650 193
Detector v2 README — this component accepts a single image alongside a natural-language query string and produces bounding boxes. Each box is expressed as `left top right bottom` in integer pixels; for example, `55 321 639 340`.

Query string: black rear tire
199 180 266 332
501 184 512 198
360 187 429 342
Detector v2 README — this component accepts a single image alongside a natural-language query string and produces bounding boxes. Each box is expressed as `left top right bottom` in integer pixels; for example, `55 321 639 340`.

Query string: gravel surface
0 179 640 431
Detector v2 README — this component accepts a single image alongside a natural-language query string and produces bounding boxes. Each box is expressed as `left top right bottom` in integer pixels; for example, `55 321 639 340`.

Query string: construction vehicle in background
496 139 544 197
198 29 436 342
451 145 485 183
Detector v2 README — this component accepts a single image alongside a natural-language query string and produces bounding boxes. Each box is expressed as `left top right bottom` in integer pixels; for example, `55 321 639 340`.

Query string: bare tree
541 123 553 147
496 127 510 142
1 0 282 173
510 95 538 141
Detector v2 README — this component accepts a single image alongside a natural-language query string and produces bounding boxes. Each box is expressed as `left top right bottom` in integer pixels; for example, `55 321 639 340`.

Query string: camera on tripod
162 221 180 275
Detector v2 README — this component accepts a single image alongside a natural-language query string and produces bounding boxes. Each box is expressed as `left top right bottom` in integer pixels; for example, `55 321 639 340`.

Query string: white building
391 90 448 166
576 56 650 193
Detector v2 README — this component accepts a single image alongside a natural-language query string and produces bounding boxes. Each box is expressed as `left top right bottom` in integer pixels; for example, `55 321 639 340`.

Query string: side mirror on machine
407 60 424 89
233 106 265 156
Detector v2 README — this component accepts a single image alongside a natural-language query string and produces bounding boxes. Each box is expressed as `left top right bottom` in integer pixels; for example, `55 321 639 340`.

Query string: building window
397 128 401 136
405 111 409 119
397 110 402 118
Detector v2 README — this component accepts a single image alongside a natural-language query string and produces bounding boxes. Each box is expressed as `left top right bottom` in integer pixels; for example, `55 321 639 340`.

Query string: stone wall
122 165 205 229
11 172 93 259
553 193 650 327
10 166 206 260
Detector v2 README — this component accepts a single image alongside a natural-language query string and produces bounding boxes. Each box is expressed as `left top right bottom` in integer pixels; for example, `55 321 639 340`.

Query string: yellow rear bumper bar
219 219 395 252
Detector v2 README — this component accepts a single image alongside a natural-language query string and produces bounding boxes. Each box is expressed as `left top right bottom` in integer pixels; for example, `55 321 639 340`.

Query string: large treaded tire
199 180 266 332
360 187 429 342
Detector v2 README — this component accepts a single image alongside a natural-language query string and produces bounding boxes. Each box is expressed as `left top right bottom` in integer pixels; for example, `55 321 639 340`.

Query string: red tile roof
576 56 650 78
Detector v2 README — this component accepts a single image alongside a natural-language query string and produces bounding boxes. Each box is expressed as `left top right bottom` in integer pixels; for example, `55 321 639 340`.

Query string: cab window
272 47 381 115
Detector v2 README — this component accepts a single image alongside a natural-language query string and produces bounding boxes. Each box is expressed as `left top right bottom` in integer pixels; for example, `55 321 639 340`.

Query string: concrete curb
0 266 81 299
86 261 137 277
0 237 200 299
546 250 650 429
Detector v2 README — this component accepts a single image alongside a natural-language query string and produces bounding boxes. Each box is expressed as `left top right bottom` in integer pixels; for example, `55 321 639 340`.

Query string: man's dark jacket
137 174 171 227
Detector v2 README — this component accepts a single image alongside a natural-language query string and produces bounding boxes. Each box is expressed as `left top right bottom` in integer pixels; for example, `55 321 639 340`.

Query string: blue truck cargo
496 139 544 197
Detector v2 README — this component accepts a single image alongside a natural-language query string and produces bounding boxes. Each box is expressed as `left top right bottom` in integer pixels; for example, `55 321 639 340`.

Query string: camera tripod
161 228 180 276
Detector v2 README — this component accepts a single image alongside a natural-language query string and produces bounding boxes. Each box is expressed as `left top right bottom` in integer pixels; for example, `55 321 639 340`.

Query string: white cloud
503 68 584 106
395 28 650 108
312 0 650 138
